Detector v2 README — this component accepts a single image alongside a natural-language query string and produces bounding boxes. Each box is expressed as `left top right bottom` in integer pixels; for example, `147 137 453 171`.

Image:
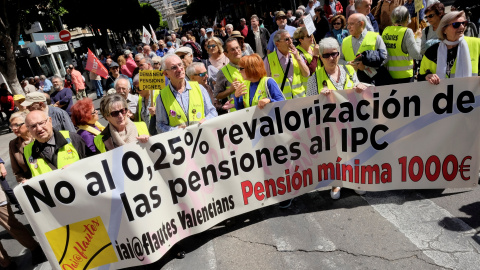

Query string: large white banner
14 78 480 269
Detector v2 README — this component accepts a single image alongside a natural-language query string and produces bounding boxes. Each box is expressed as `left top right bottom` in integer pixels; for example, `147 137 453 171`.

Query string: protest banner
139 70 165 91
303 15 316 37
85 48 108 79
14 77 480 269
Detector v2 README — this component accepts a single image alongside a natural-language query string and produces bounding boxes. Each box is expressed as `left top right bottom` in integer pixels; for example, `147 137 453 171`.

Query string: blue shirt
234 78 285 110
267 25 297 52
156 48 168 57
156 80 218 133
51 88 73 116
42 79 53 92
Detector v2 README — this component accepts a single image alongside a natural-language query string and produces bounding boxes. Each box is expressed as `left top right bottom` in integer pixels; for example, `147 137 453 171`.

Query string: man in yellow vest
213 38 243 113
264 29 310 99
133 74 159 135
24 110 86 177
340 13 389 85
156 54 218 133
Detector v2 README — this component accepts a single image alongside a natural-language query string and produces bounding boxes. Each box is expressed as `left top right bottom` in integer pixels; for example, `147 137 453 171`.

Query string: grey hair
354 0 364 10
144 57 153 67
9 111 28 123
298 5 305 11
181 37 188 43
355 13 368 29
135 53 145 60
161 54 181 70
295 10 303 18
133 74 140 84
226 24 233 30
40 75 46 80
391 6 410 25
99 94 128 119
436 11 466 41
114 76 131 90
274 29 289 43
319 37 340 55
186 62 205 78
51 75 63 84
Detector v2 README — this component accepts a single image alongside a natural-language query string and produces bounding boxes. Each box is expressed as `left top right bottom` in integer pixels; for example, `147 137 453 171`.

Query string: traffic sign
59 30 71 42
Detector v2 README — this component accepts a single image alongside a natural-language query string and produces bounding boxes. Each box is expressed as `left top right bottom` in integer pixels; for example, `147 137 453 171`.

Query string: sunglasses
425 14 435 19
448 21 469 29
322 52 339 59
153 62 160 65
207 44 217 49
333 22 342 25
110 108 128 117
195 72 208 77
282 37 292 42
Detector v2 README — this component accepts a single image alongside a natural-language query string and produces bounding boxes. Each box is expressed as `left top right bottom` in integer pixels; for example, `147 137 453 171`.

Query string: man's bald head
26 110 53 143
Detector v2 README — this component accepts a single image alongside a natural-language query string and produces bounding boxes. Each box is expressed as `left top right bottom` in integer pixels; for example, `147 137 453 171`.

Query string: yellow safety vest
221 64 244 112
342 31 379 62
296 45 321 88
94 122 150 153
137 90 160 121
24 131 80 177
315 65 356 93
420 36 480 78
243 77 269 108
382 26 414 79
267 51 306 99
160 81 205 127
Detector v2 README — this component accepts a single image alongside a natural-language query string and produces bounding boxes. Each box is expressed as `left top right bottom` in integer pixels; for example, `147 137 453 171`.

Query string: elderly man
66 64 86 100
265 29 310 99
171 33 182 48
157 40 168 57
21 92 75 132
246 14 271 59
133 74 158 136
267 11 297 53
24 110 86 177
199 28 207 45
213 38 244 113
50 75 73 116
138 57 154 71
355 0 379 32
143 45 156 59
39 75 53 93
132 53 145 80
340 13 388 85
175 47 195 79
114 77 138 119
186 62 219 111
156 54 217 133
21 79 36 95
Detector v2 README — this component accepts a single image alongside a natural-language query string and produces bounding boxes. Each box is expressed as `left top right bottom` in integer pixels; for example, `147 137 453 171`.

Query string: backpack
184 41 202 60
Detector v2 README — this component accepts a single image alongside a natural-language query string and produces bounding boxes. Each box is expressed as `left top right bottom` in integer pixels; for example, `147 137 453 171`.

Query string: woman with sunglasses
70 98 105 156
306 37 367 199
204 37 229 85
94 94 149 153
419 11 480 85
381 6 423 84
232 54 285 110
325 15 349 45
421 2 445 55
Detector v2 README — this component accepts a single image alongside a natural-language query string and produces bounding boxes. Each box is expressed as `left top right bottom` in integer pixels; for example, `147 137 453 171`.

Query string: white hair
226 24 233 30
114 76 131 90
391 6 410 25
319 37 340 54
161 54 182 70
186 62 205 78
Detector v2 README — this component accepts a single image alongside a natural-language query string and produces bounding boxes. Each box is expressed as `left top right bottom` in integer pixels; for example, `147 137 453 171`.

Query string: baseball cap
167 41 173 47
206 28 214 33
21 92 46 107
13 94 25 101
109 62 119 68
124 49 132 55
175 47 193 55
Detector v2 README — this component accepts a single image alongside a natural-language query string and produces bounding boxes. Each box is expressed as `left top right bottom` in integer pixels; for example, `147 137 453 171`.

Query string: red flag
221 18 226 27
85 48 109 79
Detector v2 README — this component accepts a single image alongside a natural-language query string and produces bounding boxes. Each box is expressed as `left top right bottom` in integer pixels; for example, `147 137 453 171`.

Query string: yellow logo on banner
45 216 118 270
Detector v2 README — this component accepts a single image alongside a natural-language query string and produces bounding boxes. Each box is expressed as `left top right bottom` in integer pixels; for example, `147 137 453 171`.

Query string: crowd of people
0 0 479 267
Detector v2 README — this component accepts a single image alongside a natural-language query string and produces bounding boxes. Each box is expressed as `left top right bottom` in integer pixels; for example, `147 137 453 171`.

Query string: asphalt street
0 91 479 270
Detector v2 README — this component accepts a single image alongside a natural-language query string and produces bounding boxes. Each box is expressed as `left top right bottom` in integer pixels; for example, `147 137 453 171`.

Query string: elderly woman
382 6 423 84
419 11 480 84
8 111 33 184
294 27 321 87
231 30 254 57
325 15 349 45
94 94 149 153
306 37 367 199
70 98 105 156
421 2 445 55
233 54 285 110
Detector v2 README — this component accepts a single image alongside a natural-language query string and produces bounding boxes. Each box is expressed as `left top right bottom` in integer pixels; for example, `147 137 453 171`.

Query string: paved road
0 92 479 270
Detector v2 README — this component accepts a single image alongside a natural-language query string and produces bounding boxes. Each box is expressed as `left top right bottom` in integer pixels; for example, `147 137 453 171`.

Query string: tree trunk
0 30 24 95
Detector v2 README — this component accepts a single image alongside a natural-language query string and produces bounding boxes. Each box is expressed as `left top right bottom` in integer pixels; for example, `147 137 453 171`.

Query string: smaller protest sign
139 70 165 91
303 15 316 37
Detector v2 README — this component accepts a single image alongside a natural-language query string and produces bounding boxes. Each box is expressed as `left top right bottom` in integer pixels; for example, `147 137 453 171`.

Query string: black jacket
245 27 271 58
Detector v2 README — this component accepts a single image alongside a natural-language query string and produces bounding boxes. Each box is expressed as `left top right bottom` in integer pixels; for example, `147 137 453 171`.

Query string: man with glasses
340 13 388 85
186 62 220 112
50 75 73 116
156 54 217 133
23 110 86 177
21 92 76 133
267 11 297 54
175 47 195 80
114 77 138 120
265 29 310 99
246 14 271 59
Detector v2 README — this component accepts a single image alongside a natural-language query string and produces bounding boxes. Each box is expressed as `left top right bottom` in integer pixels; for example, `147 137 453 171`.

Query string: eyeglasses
346 22 358 27
110 108 128 117
167 64 184 71
333 22 342 25
207 44 217 49
195 72 208 77
238 67 245 71
321 52 340 59
153 62 160 65
281 37 292 42
9 122 24 129
27 119 48 130
448 21 469 29
425 14 436 19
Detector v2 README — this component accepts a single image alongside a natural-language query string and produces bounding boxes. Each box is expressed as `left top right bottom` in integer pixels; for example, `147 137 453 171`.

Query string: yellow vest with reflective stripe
267 51 306 99
160 81 205 127
94 122 150 153
382 26 413 79
419 36 480 78
24 131 80 177
243 77 269 108
296 45 321 88
315 65 356 93
221 64 244 112
137 90 160 121
342 31 379 62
